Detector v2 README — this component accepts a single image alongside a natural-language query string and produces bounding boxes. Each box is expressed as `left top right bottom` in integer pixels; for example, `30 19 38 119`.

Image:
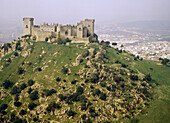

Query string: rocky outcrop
73 54 83 66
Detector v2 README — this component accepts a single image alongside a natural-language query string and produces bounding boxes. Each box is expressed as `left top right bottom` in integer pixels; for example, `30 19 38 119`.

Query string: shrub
76 86 84 95
28 102 37 110
44 89 56 96
14 94 19 101
27 88 32 94
71 79 77 84
20 83 27 90
89 107 95 113
18 67 24 74
11 86 20 95
3 80 13 89
45 37 48 42
92 89 101 96
144 74 152 81
14 102 22 107
46 101 61 112
130 75 139 81
58 94 66 101
37 67 42 72
100 82 106 87
28 79 35 86
99 93 106 100
121 63 128 68
56 77 61 82
67 110 76 117
19 109 27 116
82 50 89 57
14 52 18 56
61 66 68 74
0 104 8 110
81 114 86 120
29 91 39 100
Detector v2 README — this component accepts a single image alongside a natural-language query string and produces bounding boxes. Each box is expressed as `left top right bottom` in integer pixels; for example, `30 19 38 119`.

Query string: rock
88 48 95 57
73 54 83 66
21 49 32 57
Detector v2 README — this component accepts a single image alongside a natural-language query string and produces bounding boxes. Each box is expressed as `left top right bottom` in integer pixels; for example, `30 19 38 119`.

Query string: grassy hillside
0 40 169 123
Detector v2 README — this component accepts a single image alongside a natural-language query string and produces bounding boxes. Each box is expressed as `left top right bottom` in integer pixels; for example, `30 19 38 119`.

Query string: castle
23 18 97 43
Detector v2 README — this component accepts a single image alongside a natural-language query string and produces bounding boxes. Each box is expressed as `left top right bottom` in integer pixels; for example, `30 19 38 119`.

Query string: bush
67 109 76 117
92 89 101 96
28 102 37 110
44 89 56 96
28 79 35 86
56 77 61 82
71 79 77 84
18 67 24 74
27 88 32 94
61 66 68 74
82 50 89 57
58 94 66 101
29 91 39 100
11 86 21 95
112 42 117 45
0 104 8 110
130 75 139 81
100 82 106 87
121 63 128 68
81 114 86 120
46 101 61 112
20 83 27 90
89 107 95 113
76 86 84 95
114 76 124 83
3 80 13 89
19 109 27 116
99 93 106 100
45 37 48 42
14 52 18 56
14 102 22 107
37 67 42 72
144 74 152 81
14 94 19 101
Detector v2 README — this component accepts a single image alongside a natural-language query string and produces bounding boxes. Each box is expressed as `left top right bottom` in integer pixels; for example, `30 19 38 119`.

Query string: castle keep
23 18 97 43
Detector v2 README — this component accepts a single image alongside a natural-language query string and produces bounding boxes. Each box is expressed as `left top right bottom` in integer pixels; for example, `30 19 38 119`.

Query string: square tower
23 18 34 36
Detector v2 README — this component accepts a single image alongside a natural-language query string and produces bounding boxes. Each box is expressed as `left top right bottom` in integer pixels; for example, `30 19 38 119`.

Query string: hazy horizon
1 0 170 26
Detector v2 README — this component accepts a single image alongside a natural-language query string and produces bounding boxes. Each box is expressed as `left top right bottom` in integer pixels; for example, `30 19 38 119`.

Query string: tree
61 66 68 74
130 75 139 81
28 102 37 110
19 109 27 116
144 74 152 81
57 38 63 44
161 58 169 66
112 42 117 45
81 114 86 120
28 79 35 86
46 101 61 112
76 86 84 95
20 83 27 90
0 104 8 110
29 91 39 100
14 102 22 107
56 77 61 82
3 80 13 89
67 109 76 117
99 93 106 100
18 67 24 74
45 37 48 42
11 86 20 95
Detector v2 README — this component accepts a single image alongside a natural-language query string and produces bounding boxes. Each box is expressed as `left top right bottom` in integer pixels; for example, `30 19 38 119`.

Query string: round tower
23 18 34 36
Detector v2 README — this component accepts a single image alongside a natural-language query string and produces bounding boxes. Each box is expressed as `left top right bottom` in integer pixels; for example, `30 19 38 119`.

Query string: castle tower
23 18 34 36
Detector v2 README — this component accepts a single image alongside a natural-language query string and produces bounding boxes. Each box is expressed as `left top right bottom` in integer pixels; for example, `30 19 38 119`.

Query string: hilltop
0 39 170 123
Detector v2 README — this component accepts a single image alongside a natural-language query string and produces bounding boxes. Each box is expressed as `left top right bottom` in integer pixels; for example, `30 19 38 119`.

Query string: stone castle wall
23 18 96 42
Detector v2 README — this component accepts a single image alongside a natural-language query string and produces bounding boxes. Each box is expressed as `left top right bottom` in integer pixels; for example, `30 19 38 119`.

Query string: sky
0 0 170 26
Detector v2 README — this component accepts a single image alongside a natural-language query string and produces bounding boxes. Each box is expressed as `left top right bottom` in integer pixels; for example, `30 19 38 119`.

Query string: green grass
0 42 169 122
